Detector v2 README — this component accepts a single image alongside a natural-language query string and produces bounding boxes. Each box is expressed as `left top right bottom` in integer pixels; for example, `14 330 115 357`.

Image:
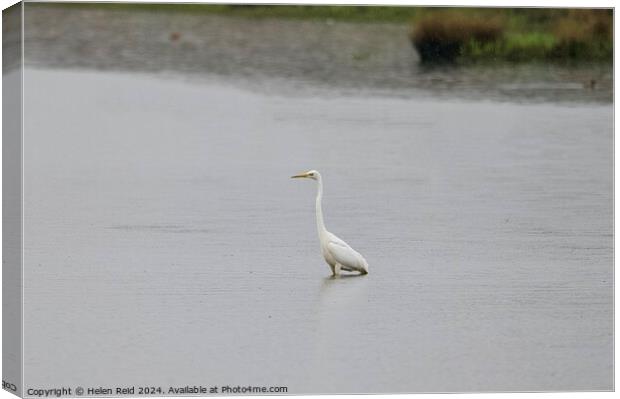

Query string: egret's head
291 170 319 181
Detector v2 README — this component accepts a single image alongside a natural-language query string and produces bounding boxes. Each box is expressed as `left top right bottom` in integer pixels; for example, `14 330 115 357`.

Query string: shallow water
22 68 612 393
18 4 613 395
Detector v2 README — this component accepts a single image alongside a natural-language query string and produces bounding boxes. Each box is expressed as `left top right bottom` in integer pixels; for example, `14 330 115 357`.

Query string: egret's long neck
315 177 327 235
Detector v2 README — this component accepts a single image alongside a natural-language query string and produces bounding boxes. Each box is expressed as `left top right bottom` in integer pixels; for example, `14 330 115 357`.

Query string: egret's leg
334 264 342 276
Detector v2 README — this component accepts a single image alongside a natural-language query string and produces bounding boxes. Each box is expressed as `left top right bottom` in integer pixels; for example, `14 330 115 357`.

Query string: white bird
291 170 369 276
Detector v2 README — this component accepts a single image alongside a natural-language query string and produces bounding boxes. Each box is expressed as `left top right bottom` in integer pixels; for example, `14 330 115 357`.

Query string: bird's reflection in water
319 272 370 310
324 273 368 281
311 273 371 388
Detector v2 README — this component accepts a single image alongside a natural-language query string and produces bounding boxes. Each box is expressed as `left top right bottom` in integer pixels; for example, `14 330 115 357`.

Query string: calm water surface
19 4 612 394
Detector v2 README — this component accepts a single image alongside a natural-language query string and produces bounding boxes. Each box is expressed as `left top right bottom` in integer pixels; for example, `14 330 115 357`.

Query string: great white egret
291 170 369 276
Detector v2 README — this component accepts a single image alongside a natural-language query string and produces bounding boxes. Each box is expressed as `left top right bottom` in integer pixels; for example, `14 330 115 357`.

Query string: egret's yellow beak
291 172 310 179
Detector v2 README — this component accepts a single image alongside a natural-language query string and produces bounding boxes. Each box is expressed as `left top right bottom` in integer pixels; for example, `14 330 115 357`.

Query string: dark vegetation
410 8 613 63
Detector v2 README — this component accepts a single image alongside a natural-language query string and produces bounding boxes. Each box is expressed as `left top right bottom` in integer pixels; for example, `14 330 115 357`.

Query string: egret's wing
326 232 350 249
327 238 368 272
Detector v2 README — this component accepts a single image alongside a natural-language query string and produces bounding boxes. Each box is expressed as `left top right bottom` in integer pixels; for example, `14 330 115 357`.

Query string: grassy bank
44 3 420 23
411 8 612 63
43 4 612 63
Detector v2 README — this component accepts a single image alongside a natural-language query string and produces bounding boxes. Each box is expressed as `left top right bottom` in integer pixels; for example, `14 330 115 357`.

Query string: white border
0 1 616 399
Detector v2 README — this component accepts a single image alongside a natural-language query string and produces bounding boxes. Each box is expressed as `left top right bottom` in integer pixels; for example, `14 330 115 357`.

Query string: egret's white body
292 170 369 276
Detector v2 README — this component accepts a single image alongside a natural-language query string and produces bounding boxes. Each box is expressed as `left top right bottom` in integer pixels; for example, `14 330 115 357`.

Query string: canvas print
2 2 613 396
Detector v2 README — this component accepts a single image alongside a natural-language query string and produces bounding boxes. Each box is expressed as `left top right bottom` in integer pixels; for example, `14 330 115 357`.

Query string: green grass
463 32 557 62
40 3 420 23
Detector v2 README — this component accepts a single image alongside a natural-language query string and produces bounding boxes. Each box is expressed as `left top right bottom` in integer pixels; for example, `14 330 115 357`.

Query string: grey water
19 4 612 394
